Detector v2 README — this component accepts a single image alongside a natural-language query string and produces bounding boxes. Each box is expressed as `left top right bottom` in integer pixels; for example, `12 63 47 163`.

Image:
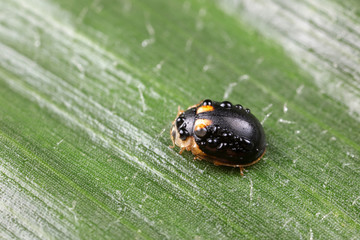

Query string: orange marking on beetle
194 124 206 133
194 119 212 129
196 105 214 114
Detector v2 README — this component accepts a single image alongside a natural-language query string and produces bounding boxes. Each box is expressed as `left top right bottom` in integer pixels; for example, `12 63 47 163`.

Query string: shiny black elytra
170 99 266 175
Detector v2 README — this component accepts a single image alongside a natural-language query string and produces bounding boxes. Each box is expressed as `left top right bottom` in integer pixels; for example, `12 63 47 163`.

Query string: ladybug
170 99 266 175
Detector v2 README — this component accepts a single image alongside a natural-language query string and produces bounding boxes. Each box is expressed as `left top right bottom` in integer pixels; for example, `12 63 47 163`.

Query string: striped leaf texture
1 0 359 239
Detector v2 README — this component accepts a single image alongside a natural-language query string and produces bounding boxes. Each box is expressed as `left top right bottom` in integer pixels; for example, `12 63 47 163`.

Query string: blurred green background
1 0 360 239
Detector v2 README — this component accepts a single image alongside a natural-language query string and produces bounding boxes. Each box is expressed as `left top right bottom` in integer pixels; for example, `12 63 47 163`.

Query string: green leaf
1 0 359 239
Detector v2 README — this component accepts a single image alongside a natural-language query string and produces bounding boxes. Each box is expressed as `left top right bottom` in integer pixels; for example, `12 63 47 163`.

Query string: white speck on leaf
202 65 210 72
239 74 249 81
249 178 253 204
122 0 132 12
346 152 355 158
185 38 193 52
73 60 85 77
34 33 41 47
56 138 64 146
91 0 103 13
223 33 234 48
195 8 206 31
153 60 165 72
196 19 204 31
145 22 155 37
141 195 149 203
202 55 213 72
262 103 273 112
283 102 288 113
352 196 360 205
342 163 351 168
69 200 77 211
278 118 295 124
320 211 332 221
183 1 191 12
141 21 155 47
155 128 166 141
296 85 304 95
223 82 237 99
138 86 147 112
199 8 207 17
141 38 155 48
261 112 272 125
282 218 293 228
76 7 89 23
69 200 79 224
256 57 264 65
34 40 41 48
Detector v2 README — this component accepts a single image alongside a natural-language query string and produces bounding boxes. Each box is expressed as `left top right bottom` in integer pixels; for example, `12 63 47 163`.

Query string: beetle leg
179 147 185 154
213 161 222 166
169 133 175 148
240 167 244 176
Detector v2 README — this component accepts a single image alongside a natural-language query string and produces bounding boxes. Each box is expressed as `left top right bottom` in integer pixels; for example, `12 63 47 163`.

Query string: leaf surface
1 0 359 239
